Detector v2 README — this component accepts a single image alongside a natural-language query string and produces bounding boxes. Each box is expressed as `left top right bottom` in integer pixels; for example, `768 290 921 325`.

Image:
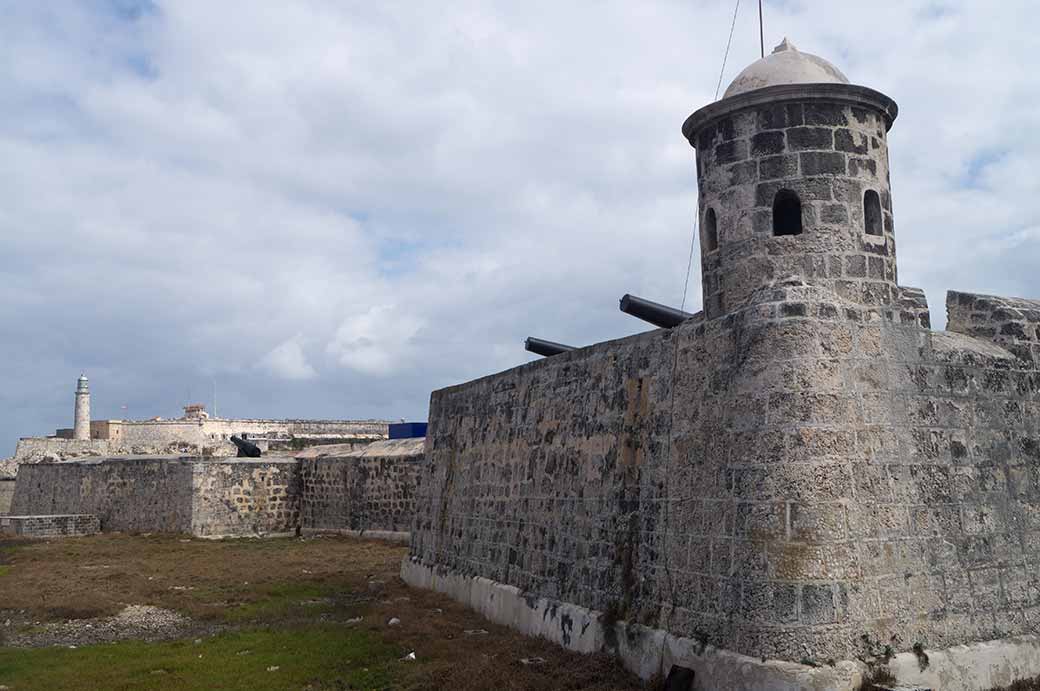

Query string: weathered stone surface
7 417 391 475
12 457 300 537
0 514 99 538
688 95 896 321
404 42 1040 691
407 266 1040 666
299 438 423 538
0 478 14 515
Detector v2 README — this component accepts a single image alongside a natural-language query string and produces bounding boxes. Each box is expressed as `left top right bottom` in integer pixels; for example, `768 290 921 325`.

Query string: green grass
0 565 11 577
222 582 337 623
0 625 403 691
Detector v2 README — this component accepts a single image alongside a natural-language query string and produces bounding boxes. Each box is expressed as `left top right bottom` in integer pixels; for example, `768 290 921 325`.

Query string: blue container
389 422 427 439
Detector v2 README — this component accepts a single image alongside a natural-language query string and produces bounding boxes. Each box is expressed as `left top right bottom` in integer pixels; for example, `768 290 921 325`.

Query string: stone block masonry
13 457 301 538
192 459 300 538
13 457 194 533
1 514 99 538
407 279 1040 690
947 291 1040 363
12 448 425 540
300 437 424 542
6 417 393 474
692 97 899 321
0 478 14 515
403 37 1040 689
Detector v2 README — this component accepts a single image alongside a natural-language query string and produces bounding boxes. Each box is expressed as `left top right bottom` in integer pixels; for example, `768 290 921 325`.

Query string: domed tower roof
723 38 849 99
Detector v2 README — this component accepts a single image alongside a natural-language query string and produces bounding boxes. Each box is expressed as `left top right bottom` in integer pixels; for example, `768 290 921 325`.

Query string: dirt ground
0 534 646 690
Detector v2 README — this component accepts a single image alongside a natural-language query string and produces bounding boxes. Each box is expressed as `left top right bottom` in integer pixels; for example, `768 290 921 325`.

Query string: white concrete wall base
884 636 1040 691
400 557 1040 691
195 530 297 540
302 528 410 544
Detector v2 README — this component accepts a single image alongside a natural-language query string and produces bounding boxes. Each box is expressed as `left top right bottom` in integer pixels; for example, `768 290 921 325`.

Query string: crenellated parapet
947 290 1040 363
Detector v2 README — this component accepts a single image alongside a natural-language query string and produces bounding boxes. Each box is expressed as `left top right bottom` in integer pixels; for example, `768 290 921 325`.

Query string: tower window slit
864 189 883 236
772 189 803 236
703 208 718 252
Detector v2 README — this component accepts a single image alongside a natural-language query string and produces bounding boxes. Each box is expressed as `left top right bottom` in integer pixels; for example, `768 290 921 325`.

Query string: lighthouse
73 374 91 440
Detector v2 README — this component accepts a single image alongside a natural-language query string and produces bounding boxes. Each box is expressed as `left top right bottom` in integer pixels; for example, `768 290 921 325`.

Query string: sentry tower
683 38 899 320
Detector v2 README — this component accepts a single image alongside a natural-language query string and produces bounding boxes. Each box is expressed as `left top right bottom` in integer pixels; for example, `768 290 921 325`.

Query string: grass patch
0 625 402 691
0 565 10 577
222 582 337 623
0 534 645 691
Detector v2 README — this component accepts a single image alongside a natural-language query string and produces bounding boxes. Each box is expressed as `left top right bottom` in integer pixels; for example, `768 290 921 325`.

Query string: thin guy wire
714 0 743 101
661 0 746 622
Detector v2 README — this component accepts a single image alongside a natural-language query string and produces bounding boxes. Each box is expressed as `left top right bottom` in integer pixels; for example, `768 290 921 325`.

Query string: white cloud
259 336 316 381
327 306 425 376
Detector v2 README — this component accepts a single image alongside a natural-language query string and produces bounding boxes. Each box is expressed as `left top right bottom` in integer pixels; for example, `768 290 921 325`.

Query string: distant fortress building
11 375 392 464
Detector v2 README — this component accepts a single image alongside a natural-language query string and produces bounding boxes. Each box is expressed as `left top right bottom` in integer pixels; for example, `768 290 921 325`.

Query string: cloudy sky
0 1 1037 455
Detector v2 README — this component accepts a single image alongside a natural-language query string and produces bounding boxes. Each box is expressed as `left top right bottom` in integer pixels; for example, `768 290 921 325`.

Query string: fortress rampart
11 438 424 539
300 437 424 542
14 457 302 538
407 284 1040 687
9 417 390 469
404 38 1040 690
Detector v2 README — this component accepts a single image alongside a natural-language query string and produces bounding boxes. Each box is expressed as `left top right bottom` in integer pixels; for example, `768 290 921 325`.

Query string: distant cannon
524 337 576 358
619 294 695 329
230 435 261 458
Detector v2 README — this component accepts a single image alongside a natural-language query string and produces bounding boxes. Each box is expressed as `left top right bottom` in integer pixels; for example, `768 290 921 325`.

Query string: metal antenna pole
759 0 765 58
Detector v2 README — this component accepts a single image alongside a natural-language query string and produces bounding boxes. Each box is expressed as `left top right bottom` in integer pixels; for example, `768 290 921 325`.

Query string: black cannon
230 435 262 458
524 337 576 358
619 294 695 329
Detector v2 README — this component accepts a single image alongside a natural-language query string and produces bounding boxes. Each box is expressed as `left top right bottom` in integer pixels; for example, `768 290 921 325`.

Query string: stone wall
192 459 300 538
409 280 1040 669
300 438 424 540
0 514 99 538
12 457 305 538
0 478 14 515
13 458 195 533
12 437 112 463
948 290 1040 364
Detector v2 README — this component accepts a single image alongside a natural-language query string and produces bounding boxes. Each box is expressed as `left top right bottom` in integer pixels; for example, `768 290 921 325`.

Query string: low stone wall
13 457 194 533
12 437 112 463
0 478 14 515
0 514 100 538
299 438 424 541
12 457 304 537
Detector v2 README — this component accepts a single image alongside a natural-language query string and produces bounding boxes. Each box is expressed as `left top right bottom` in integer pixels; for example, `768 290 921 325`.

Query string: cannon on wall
619 294 695 328
524 337 576 358
230 435 262 458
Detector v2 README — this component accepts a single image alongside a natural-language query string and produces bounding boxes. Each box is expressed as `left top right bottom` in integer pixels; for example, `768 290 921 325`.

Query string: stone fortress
2 375 425 541
5 35 1040 691
402 40 1040 690
3 374 391 473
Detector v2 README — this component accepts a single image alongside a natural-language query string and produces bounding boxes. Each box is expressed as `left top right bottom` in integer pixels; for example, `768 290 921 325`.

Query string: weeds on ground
0 534 645 691
0 625 400 691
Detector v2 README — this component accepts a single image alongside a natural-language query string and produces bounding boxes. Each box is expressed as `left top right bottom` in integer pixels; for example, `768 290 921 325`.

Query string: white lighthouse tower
73 374 91 440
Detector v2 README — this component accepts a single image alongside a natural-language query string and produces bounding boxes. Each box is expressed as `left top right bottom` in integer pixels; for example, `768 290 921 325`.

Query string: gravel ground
3 604 217 648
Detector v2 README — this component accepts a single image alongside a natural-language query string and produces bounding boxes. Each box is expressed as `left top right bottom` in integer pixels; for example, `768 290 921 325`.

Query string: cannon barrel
619 294 695 328
230 435 262 458
524 337 576 358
